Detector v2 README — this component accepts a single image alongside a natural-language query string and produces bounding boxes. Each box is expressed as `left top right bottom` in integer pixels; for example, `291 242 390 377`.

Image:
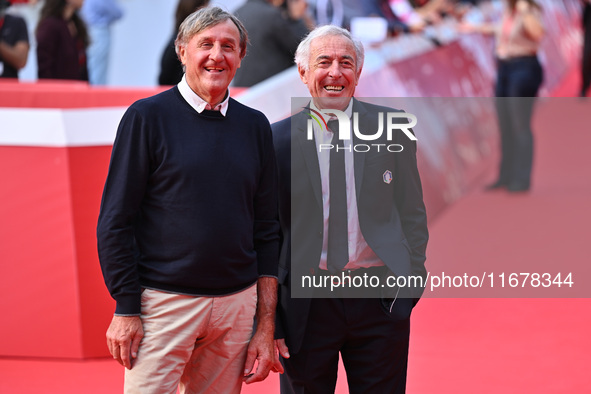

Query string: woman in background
491 0 544 192
36 0 89 81
461 0 544 192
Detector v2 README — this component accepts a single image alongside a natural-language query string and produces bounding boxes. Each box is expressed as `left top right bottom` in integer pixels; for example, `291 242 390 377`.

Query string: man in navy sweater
97 7 280 393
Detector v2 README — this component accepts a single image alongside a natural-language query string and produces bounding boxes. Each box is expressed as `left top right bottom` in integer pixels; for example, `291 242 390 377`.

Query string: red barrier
0 80 247 108
0 83 165 358
0 80 166 109
0 146 112 358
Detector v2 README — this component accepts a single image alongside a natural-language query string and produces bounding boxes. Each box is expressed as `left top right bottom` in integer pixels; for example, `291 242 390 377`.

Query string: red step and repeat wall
0 0 581 359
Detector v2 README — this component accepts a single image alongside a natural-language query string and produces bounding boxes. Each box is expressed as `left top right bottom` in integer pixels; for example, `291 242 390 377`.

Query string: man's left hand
243 325 274 383
243 276 277 383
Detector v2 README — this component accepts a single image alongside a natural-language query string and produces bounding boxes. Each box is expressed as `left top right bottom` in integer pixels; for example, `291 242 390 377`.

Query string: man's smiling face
179 19 242 105
299 34 362 111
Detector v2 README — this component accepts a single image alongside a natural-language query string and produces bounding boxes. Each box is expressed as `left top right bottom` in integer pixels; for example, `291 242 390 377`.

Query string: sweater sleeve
97 106 151 315
253 115 280 278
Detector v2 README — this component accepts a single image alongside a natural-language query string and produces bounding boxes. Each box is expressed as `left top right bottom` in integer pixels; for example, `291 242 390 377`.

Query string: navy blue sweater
97 87 279 315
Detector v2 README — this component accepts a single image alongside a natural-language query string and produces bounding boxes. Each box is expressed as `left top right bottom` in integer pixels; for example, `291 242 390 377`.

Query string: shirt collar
310 99 353 124
177 74 230 116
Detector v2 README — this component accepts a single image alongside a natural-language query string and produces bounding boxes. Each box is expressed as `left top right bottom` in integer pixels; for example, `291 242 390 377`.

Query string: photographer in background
0 0 30 79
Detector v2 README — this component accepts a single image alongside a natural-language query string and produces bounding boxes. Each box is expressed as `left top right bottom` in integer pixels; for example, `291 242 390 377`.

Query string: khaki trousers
124 284 257 394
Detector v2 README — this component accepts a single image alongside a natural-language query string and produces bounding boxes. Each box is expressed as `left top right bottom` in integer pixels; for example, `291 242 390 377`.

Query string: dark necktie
327 119 349 274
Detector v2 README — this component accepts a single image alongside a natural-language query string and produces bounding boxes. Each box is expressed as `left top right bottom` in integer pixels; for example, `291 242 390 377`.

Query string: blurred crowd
0 0 588 95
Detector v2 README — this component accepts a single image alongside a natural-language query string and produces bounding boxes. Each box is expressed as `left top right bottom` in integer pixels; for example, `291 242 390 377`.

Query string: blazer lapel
352 99 368 200
293 111 323 209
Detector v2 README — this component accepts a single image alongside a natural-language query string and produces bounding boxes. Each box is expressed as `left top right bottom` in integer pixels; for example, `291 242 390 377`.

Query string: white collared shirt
310 100 382 271
177 74 230 116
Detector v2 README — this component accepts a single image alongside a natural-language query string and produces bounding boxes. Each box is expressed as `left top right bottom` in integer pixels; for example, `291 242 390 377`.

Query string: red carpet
406 86 591 391
1 72 590 392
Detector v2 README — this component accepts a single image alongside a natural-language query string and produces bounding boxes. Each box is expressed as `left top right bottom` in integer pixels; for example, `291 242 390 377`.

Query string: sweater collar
177 74 230 116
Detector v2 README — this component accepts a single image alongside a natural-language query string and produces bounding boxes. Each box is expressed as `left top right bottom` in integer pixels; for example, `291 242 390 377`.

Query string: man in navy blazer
271 25 428 393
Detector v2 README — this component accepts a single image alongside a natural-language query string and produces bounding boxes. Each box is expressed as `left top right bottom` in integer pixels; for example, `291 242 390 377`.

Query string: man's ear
298 65 308 84
179 45 187 66
355 66 363 85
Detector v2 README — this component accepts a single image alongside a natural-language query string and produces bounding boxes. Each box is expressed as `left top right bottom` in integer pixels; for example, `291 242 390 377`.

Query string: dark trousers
494 56 543 187
582 2 591 96
280 297 412 394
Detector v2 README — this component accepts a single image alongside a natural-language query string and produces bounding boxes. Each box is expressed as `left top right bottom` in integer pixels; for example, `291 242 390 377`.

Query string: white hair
294 25 364 72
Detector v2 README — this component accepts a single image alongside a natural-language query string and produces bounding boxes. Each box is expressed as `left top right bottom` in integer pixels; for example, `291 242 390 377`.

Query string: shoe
507 182 530 192
485 180 507 190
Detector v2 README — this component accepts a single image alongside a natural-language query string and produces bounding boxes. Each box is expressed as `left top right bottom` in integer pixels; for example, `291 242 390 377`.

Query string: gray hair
175 6 248 60
294 25 364 72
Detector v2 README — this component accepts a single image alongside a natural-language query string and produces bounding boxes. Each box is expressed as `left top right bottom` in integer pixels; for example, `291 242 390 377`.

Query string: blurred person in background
36 0 89 81
390 0 458 32
401 0 457 27
158 0 209 86
460 0 544 192
309 0 346 28
308 0 368 30
362 0 453 35
362 0 413 35
232 0 313 87
0 0 29 79
386 0 429 32
81 0 123 85
581 0 591 97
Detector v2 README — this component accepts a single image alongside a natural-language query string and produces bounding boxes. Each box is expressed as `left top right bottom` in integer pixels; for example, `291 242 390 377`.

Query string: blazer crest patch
383 170 393 184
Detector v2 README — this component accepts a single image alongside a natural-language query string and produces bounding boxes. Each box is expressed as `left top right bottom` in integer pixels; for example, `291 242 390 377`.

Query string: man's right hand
106 315 144 370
